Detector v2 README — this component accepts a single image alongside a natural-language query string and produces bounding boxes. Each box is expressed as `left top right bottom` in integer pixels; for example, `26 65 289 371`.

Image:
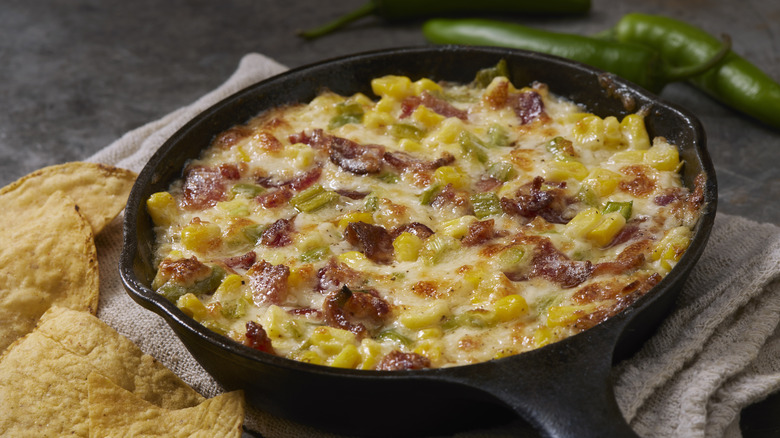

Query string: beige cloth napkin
88 53 780 438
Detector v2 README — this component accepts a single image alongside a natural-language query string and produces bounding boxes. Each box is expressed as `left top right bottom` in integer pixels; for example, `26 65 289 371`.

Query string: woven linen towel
88 53 780 438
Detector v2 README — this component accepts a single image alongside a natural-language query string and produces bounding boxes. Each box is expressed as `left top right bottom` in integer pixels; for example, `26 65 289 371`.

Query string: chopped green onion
364 194 379 212
420 234 459 265
220 297 250 320
487 123 511 147
328 102 364 129
458 131 489 164
376 172 399 184
419 183 442 205
300 246 331 263
473 59 509 88
290 184 339 213
442 310 493 330
376 330 414 347
486 162 516 182
545 136 576 162
242 223 267 244
470 192 503 219
390 123 425 141
231 183 265 198
603 201 633 220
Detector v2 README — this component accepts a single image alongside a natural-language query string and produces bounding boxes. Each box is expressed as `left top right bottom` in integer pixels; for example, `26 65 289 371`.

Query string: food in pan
147 63 705 370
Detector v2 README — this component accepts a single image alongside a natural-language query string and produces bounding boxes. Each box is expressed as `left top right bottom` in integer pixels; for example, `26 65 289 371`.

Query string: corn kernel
399 303 448 330
393 232 423 262
216 199 249 217
347 92 374 107
262 305 302 340
358 339 384 370
214 274 245 301
546 303 597 327
282 142 316 169
652 226 692 270
363 109 395 129
493 294 529 322
572 114 604 148
176 293 208 321
412 105 445 128
620 114 651 150
337 250 369 269
374 96 398 113
180 221 222 253
146 192 178 227
292 349 325 365
564 208 602 239
644 141 680 171
309 326 358 356
371 75 413 99
602 116 623 148
414 340 442 362
412 77 443 95
607 150 647 165
428 117 466 144
533 326 556 348
399 138 422 152
542 160 589 182
337 212 374 230
586 211 627 247
330 344 362 369
580 168 623 197
438 215 477 239
433 165 468 189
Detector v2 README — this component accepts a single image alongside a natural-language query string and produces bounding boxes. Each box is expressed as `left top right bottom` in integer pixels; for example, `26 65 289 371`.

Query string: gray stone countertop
2 0 779 436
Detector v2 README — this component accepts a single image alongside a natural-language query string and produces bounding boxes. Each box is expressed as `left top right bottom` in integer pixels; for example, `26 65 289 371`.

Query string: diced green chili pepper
231 183 265 198
376 171 399 184
545 136 576 161
420 234 459 265
576 185 601 208
458 131 489 163
390 123 425 141
242 223 267 244
419 183 442 205
470 192 503 219
473 59 510 88
486 162 516 181
603 200 633 220
300 246 331 263
498 245 527 271
221 297 250 320
487 123 511 147
328 102 364 129
158 283 188 303
364 194 379 212
290 184 339 213
158 265 226 303
376 330 414 347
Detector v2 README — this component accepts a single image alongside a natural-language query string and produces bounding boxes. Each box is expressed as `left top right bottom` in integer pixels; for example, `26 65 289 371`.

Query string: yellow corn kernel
652 226 692 270
607 149 647 165
374 96 398 114
412 105 445 129
309 326 358 356
461 266 487 290
176 293 209 322
433 165 468 189
216 199 249 217
282 142 316 169
371 75 413 99
644 141 680 171
602 116 623 148
533 326 556 348
214 274 245 301
337 250 369 269
363 109 395 129
572 114 604 148
292 349 325 365
413 77 443 95
180 221 222 253
399 303 448 330
542 160 589 182
262 305 302 340
586 212 627 247
236 145 251 162
337 212 374 230
146 192 178 227
564 208 602 239
546 303 597 327
397 138 421 152
309 92 344 112
473 272 519 304
418 327 443 340
293 230 326 252
347 92 374 107
414 340 442 363
438 215 477 239
393 232 423 262
358 339 384 370
581 168 623 197
330 344 362 369
493 294 529 322
428 117 465 144
620 114 651 150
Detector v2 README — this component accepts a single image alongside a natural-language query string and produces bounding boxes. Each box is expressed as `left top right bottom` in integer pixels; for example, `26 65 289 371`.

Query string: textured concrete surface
1 0 779 435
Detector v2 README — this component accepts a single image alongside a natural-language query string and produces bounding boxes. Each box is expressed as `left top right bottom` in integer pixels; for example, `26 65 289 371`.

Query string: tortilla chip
0 307 204 437
0 191 99 352
88 373 244 438
0 161 137 234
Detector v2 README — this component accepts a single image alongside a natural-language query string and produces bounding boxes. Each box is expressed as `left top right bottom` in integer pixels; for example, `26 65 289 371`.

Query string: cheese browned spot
146 71 703 369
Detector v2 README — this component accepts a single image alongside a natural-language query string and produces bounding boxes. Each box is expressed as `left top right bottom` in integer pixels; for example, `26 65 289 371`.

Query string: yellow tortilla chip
0 161 137 234
0 307 204 437
88 373 244 438
0 191 99 352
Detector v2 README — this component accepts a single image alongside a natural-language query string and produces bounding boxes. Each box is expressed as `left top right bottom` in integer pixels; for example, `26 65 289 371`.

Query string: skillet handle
438 321 638 438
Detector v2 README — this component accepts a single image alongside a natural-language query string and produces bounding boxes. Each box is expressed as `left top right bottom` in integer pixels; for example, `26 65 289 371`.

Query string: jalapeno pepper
422 18 730 93
603 13 780 130
299 0 591 40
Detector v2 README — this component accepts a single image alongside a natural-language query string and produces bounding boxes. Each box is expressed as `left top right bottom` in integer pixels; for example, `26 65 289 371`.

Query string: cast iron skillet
120 46 716 438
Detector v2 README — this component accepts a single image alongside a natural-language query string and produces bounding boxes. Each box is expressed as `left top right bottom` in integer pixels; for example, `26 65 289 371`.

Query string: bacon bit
329 137 386 175
316 258 362 293
500 176 572 224
156 256 211 285
376 351 431 371
252 130 283 152
383 151 455 173
571 279 625 304
606 224 642 248
260 218 294 247
390 222 435 240
474 176 503 192
594 239 653 276
619 165 656 197
288 129 329 149
335 189 369 199
213 125 252 149
431 183 472 215
181 164 241 210
256 188 293 208
506 234 593 288
461 219 497 247
244 321 275 354
323 286 367 337
411 280 441 299
222 251 257 270
509 91 547 124
400 92 468 120
654 189 683 206
256 167 322 192
343 288 391 324
344 221 394 264
247 260 290 305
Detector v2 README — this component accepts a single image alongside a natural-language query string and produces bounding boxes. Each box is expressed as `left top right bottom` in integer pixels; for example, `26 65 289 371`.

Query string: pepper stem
664 33 733 82
298 2 377 40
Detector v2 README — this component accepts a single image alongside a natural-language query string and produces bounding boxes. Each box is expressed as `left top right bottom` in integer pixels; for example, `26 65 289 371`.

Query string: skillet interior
120 45 716 437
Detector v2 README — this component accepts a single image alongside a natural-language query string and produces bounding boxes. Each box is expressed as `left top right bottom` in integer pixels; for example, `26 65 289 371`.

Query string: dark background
2 0 778 435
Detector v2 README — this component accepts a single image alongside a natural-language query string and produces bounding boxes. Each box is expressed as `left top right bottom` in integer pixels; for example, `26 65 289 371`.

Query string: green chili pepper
328 103 364 129
290 184 339 213
423 18 731 93
486 161 515 181
603 13 780 130
545 137 576 162
299 0 591 40
603 201 632 221
470 192 502 219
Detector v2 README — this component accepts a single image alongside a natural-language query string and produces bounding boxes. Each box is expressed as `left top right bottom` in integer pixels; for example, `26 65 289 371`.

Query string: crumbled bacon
256 188 293 208
156 256 211 286
222 251 257 270
256 167 322 191
323 286 390 337
181 164 241 210
316 258 362 293
500 176 573 224
247 260 289 305
344 221 394 264
376 351 431 371
244 321 275 354
474 176 503 192
593 239 653 276
400 92 468 120
293 129 385 174
390 222 435 240
461 219 497 247
260 218 294 247
509 90 546 124
383 151 455 173
505 234 593 288
335 189 369 199
430 183 472 216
